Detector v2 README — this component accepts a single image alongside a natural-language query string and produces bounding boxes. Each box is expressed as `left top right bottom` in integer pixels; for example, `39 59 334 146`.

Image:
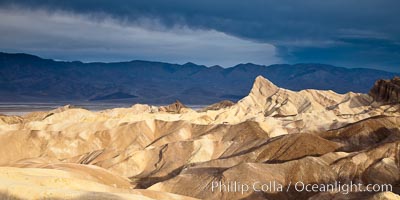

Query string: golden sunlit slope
0 76 399 199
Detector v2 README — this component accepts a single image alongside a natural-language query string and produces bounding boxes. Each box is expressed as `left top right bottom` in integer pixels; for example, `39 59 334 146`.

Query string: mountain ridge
1 52 397 73
0 52 398 104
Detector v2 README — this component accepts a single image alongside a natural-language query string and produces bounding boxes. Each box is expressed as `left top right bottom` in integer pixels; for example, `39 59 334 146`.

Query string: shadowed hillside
0 52 397 104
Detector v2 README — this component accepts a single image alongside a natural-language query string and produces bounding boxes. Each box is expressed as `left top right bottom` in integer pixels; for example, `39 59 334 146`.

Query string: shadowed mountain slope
0 52 398 104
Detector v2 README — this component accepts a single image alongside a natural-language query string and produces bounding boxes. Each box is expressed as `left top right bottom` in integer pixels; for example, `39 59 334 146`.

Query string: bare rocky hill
0 76 399 199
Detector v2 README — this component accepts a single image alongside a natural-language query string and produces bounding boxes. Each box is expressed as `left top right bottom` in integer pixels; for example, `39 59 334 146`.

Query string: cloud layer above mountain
0 0 399 71
0 8 280 66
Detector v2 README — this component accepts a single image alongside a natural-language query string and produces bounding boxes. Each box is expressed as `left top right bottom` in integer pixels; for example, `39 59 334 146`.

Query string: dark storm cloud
278 38 400 72
0 0 399 72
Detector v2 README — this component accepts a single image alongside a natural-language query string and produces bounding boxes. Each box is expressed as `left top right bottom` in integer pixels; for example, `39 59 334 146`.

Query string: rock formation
0 76 399 199
370 76 400 104
158 100 189 113
199 100 235 112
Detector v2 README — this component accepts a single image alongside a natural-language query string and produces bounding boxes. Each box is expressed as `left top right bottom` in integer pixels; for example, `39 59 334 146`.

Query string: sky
0 0 399 72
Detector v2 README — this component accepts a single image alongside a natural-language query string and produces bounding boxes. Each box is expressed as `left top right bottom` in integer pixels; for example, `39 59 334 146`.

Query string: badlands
0 76 399 200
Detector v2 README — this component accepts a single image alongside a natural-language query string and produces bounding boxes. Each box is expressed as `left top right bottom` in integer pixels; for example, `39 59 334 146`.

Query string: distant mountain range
0 52 398 104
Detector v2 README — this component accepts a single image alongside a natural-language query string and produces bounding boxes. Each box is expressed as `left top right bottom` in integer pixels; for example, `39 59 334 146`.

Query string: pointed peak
250 76 279 97
233 63 263 69
254 75 277 88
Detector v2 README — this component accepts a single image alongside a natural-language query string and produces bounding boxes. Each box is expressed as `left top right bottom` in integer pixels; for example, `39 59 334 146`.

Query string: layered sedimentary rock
0 76 399 199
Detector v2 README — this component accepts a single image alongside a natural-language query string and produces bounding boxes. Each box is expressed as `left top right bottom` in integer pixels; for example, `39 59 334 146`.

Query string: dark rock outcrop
369 76 400 104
